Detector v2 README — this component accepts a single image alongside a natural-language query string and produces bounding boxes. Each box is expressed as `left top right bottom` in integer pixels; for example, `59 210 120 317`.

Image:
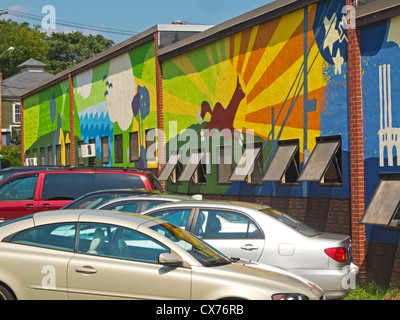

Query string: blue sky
1 0 274 44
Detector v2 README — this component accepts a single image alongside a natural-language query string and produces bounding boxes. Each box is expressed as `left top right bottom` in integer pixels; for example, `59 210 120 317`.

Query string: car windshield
149 222 231 267
260 208 321 237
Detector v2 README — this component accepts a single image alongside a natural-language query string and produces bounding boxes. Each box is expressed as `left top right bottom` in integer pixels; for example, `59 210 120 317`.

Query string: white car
141 200 358 299
0 209 324 300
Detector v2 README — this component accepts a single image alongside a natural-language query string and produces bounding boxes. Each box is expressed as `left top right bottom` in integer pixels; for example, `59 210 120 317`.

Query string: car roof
142 199 271 211
33 208 157 228
99 194 197 204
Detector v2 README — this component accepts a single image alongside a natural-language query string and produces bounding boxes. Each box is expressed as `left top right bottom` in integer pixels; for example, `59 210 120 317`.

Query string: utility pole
0 10 9 149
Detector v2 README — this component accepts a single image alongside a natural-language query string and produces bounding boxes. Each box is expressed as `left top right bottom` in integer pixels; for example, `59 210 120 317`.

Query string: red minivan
0 168 162 221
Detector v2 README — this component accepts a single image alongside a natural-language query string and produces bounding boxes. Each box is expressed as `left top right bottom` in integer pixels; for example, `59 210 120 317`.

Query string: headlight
272 293 310 300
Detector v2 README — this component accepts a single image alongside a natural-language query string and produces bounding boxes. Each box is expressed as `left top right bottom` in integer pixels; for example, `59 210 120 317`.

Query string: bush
0 145 22 166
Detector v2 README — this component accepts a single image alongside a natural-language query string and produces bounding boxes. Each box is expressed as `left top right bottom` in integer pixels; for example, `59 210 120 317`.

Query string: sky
1 0 275 44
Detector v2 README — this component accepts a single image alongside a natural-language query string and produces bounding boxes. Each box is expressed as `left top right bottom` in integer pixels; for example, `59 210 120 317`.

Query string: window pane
11 223 77 251
146 209 191 229
114 134 123 163
96 173 145 190
42 173 95 200
129 132 139 162
194 209 263 239
101 136 109 164
0 175 38 200
77 223 170 263
103 201 140 213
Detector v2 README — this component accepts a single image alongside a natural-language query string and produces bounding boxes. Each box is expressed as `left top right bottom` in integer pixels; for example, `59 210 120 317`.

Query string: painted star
323 14 340 56
332 49 344 75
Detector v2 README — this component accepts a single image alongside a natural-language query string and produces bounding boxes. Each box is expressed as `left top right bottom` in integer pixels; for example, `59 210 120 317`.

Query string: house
1 58 52 146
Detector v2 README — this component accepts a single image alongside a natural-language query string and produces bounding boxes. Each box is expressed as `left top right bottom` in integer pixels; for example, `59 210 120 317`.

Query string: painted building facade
20 0 400 286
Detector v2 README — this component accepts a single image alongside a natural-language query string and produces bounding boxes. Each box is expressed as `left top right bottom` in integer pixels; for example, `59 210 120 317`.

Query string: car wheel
0 284 15 300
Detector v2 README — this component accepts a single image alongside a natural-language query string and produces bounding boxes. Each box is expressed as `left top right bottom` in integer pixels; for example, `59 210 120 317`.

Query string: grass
345 281 400 300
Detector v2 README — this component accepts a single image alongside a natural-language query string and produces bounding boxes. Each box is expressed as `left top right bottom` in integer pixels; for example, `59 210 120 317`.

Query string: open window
263 140 300 184
158 152 182 184
229 143 263 184
297 136 342 185
217 145 233 184
361 174 400 226
178 150 207 184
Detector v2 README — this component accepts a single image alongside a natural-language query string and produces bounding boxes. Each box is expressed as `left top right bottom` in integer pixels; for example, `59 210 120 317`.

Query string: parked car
0 158 12 169
0 167 162 221
0 209 324 300
0 166 62 183
96 194 202 213
61 189 165 210
141 200 358 299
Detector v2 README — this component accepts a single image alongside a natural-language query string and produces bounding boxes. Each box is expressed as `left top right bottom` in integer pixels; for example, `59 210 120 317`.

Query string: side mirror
158 253 183 267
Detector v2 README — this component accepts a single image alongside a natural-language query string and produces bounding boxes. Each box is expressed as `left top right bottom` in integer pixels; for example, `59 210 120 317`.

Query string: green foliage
45 31 115 74
345 281 400 300
0 19 49 78
0 19 115 78
0 145 22 166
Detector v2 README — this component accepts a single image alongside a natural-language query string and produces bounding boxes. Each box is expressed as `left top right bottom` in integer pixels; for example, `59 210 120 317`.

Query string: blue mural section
361 16 400 243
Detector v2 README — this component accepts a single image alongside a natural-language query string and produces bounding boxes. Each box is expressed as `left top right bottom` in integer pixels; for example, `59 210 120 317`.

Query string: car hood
210 260 324 298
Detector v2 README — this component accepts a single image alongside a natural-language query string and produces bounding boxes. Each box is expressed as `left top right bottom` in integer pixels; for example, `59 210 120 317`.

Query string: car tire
0 284 15 300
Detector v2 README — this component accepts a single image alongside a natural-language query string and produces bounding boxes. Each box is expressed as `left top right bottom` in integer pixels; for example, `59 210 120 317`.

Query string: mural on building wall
361 15 400 242
361 16 400 202
23 80 71 165
23 41 157 168
162 0 349 197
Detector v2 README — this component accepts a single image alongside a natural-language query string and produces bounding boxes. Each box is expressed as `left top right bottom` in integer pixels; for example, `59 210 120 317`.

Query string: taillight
324 247 348 262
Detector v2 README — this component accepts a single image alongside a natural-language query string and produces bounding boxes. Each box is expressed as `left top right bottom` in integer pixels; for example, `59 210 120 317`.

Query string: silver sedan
0 209 324 300
141 200 358 299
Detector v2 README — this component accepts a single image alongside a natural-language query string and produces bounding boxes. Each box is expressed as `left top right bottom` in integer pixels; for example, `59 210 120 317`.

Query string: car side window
146 209 191 229
10 223 77 252
96 173 145 190
194 209 263 240
42 173 95 200
102 201 140 213
0 175 38 200
77 223 170 264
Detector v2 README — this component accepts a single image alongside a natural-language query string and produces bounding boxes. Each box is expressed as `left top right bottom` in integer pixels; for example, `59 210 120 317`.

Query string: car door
3 222 77 299
67 222 191 300
191 208 265 262
0 173 40 221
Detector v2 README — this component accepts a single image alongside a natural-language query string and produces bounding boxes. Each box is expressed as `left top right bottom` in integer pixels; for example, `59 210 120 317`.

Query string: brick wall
347 0 366 281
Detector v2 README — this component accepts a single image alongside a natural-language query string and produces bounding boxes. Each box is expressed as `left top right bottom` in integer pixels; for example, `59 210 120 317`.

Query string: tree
0 19 49 78
44 31 115 74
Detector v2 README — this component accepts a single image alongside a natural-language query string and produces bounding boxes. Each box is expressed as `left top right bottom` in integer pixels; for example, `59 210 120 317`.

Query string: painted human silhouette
198 76 245 133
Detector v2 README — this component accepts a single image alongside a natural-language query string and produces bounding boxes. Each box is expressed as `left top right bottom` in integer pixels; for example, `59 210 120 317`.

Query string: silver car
0 209 324 300
96 194 200 213
141 200 358 299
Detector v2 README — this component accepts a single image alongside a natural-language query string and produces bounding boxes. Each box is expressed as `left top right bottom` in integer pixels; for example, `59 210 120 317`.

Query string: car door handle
42 203 51 208
240 244 259 251
75 266 97 274
25 204 35 209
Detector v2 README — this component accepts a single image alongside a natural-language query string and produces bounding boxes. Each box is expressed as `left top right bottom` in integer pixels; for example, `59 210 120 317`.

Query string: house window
65 143 71 166
40 147 45 166
56 145 62 165
361 174 400 226
263 140 300 185
297 136 342 185
178 150 207 184
101 136 109 164
146 129 156 162
158 151 182 184
77 141 85 166
13 103 21 123
88 139 95 166
47 146 53 165
114 134 123 163
217 146 232 184
230 143 263 184
129 132 139 162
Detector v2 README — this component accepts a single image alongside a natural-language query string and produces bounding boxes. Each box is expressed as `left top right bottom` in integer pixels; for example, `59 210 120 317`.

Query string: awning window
229 147 262 182
178 151 206 182
297 139 342 183
263 142 299 183
361 178 400 226
158 153 181 182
